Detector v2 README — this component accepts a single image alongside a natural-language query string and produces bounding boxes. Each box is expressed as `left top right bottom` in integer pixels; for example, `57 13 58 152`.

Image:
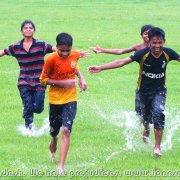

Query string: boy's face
141 30 149 43
57 45 72 59
21 23 35 38
149 37 165 56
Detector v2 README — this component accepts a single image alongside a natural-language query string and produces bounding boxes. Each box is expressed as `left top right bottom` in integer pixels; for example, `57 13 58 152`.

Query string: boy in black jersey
88 27 180 157
92 25 153 116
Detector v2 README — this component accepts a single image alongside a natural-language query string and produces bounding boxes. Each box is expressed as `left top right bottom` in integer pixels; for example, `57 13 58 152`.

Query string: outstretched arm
92 45 136 55
88 57 133 74
0 50 5 57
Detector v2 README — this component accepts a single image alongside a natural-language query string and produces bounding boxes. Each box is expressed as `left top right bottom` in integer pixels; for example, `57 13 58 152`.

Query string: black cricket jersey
130 47 179 93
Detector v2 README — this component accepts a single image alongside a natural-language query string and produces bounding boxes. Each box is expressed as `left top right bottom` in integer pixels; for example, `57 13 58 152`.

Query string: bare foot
49 151 56 163
154 147 162 157
49 138 57 163
57 166 65 176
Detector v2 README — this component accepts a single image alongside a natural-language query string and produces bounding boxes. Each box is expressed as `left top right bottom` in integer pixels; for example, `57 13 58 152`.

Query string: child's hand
91 45 102 53
88 66 101 74
80 50 90 58
78 77 87 92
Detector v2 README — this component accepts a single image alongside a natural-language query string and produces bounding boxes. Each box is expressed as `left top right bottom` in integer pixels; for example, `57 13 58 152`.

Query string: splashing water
87 97 180 161
17 117 49 137
106 147 124 162
90 99 107 120
123 112 140 150
161 109 180 150
11 158 28 170
89 99 143 150
36 117 49 137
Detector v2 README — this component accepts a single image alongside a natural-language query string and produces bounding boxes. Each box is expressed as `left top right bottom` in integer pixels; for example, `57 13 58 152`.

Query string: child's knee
61 127 70 137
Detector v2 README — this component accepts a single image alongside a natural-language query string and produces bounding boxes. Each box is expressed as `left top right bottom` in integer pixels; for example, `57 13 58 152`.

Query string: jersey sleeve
165 48 179 61
40 55 54 86
4 44 15 57
130 50 143 63
76 50 80 60
44 42 53 55
130 47 150 63
75 51 81 69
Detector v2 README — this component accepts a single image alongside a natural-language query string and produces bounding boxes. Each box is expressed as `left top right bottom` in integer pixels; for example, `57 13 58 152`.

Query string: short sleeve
75 50 80 60
44 42 53 55
130 50 143 63
4 44 15 57
165 48 179 61
130 47 150 63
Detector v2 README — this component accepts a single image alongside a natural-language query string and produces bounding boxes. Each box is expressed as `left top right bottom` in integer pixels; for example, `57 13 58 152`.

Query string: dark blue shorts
49 102 77 137
139 89 167 129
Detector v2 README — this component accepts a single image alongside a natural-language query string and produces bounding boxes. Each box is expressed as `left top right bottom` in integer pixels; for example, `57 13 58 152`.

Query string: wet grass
0 0 180 179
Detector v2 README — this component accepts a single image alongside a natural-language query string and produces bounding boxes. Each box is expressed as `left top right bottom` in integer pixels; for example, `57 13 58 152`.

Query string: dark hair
148 27 165 40
140 24 153 35
21 20 35 31
56 32 73 46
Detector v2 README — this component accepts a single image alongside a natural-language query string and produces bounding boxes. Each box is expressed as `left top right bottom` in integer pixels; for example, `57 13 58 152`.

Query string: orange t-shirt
40 51 80 104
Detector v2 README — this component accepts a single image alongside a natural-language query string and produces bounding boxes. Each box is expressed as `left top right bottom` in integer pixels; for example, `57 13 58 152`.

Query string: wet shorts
140 89 167 129
49 101 77 137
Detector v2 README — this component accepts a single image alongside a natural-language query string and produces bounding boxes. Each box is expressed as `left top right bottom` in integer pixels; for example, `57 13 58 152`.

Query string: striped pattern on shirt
4 38 53 90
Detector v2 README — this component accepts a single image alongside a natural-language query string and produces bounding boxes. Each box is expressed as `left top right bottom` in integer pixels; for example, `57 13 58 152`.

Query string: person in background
0 20 56 130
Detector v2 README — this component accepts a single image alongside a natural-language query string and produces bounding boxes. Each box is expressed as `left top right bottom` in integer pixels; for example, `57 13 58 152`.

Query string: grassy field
0 0 179 179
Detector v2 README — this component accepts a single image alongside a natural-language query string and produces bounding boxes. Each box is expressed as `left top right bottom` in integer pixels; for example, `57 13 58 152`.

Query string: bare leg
57 127 70 173
142 124 150 144
154 128 163 157
49 136 58 162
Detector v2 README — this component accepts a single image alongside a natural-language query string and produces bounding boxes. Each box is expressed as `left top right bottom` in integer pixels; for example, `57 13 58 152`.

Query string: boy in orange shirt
40 32 87 173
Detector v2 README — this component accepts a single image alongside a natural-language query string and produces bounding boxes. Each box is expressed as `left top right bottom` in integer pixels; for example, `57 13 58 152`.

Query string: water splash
36 117 49 137
87 98 180 161
161 109 180 150
17 117 49 137
11 158 28 170
90 99 107 120
106 147 123 162
90 99 143 150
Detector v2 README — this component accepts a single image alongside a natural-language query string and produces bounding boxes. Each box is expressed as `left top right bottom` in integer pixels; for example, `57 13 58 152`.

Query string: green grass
0 0 180 179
